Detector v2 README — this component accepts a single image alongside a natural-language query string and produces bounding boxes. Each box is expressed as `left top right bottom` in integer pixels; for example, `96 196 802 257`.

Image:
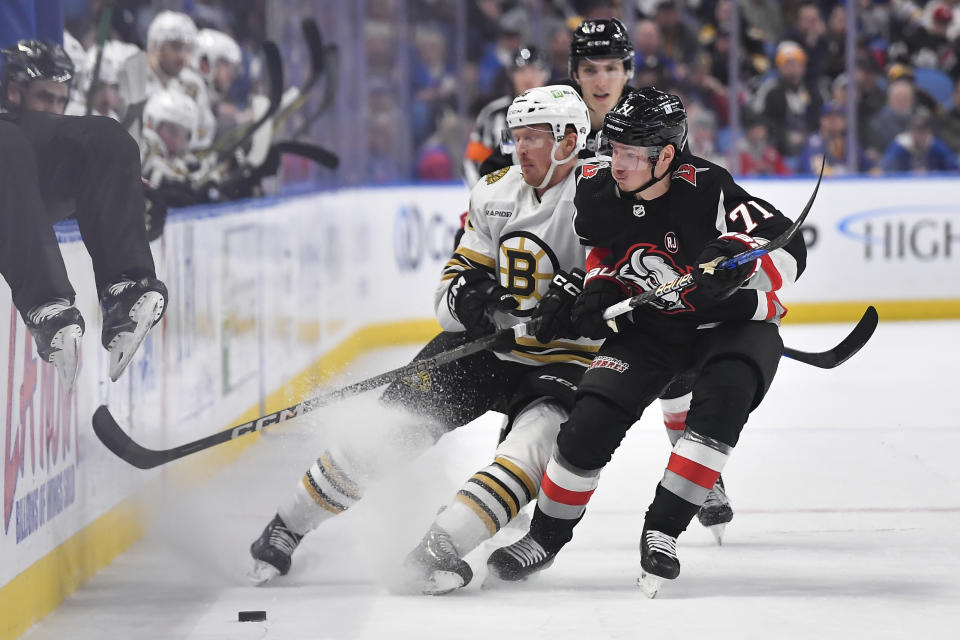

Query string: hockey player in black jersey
487 87 807 597
1 41 168 390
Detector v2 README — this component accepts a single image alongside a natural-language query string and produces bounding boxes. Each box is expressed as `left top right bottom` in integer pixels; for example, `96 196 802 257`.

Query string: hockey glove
531 268 585 343
570 276 630 340
448 269 519 338
694 233 760 301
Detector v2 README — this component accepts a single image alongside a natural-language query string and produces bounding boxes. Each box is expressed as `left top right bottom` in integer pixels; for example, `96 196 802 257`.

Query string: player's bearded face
610 141 655 190
574 59 629 117
510 124 555 187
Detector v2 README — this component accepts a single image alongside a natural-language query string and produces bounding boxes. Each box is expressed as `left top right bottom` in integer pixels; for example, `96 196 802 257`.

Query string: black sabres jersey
573 155 807 326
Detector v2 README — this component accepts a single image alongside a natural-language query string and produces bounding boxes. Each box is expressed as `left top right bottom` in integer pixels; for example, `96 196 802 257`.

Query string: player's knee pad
686 357 758 447
556 391 635 470
495 399 567 482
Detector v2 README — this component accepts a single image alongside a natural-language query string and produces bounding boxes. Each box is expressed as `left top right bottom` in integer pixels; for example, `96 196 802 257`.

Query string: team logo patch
401 370 432 392
616 243 695 313
633 204 646 218
587 356 630 373
485 166 510 184
664 231 678 253
673 164 702 186
582 163 601 179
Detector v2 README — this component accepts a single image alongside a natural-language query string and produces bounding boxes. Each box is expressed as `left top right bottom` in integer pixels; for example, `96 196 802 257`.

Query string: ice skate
248 514 303 585
24 299 85 392
697 476 733 545
484 533 555 587
100 276 167 381
394 526 473 595
638 528 680 599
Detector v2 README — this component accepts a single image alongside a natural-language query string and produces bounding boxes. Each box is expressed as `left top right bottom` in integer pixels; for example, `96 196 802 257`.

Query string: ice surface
22 321 960 639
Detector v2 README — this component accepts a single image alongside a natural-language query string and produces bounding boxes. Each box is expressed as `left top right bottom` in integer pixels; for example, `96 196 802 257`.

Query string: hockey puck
238 610 267 622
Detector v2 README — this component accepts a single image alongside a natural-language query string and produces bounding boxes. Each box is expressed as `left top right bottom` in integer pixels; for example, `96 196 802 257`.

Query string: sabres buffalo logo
616 243 695 313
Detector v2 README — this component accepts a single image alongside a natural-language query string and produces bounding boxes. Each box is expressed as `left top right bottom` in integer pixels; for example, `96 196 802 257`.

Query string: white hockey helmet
147 11 198 49
195 29 242 77
503 84 590 188
84 40 140 87
143 88 198 136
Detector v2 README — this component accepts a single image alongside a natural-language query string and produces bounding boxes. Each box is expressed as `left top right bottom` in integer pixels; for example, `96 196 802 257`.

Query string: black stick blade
92 405 168 470
301 18 325 77
783 305 878 369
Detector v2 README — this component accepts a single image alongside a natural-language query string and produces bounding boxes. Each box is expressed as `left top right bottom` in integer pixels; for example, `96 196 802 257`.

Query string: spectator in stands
699 3 768 89
822 4 849 79
880 108 958 173
476 14 524 98
686 106 727 168
756 41 822 157
892 2 959 78
652 0 700 81
739 0 784 44
796 101 870 175
783 1 828 84
683 55 730 125
853 55 888 143
546 24 572 83
633 18 676 88
411 25 458 146
737 109 792 176
938 80 960 153
868 77 916 156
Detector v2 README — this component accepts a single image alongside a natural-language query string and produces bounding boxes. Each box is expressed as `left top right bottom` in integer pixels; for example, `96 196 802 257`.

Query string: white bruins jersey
436 164 602 366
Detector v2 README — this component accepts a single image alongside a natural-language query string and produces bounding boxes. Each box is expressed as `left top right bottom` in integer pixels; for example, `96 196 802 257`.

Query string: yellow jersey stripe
455 493 498 536
494 456 537 501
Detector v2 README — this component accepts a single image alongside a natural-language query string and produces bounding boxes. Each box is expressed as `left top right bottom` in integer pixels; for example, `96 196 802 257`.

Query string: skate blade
247 560 281 586
481 558 553 590
707 523 727 545
49 324 83 393
108 292 164 381
638 571 667 599
420 571 468 595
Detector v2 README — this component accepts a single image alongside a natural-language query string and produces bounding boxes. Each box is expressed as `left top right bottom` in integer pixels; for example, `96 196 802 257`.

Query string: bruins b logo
498 232 559 312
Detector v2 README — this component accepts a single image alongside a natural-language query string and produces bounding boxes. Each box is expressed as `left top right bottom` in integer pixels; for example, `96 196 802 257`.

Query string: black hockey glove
570 276 630 340
448 269 519 339
531 268 585 343
694 235 759 302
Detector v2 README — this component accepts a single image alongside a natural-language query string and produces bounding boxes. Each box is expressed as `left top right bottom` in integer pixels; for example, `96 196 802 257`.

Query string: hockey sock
647 429 731 536
436 400 565 556
531 451 600 552
659 391 691 446
278 450 364 535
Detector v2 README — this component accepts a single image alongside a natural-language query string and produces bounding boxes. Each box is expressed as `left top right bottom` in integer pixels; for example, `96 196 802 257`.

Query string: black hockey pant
0 111 155 317
530 321 783 550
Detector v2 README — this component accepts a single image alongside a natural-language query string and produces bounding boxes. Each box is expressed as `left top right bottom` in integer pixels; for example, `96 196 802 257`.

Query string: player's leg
249 332 523 584
488 331 689 582
0 118 83 389
14 111 166 380
639 321 782 597
660 371 734 540
398 364 582 594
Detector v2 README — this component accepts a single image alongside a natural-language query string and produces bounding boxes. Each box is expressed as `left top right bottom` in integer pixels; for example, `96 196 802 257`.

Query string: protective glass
501 125 554 155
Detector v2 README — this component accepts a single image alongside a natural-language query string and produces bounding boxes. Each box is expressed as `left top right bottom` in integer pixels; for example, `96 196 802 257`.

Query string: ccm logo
538 374 578 390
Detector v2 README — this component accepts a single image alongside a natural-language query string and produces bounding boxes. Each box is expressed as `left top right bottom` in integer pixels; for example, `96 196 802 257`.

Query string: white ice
22 320 960 639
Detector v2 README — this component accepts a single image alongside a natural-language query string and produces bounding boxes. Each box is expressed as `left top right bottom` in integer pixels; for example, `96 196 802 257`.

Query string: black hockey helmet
511 46 548 73
1 39 74 108
601 87 687 158
568 18 634 78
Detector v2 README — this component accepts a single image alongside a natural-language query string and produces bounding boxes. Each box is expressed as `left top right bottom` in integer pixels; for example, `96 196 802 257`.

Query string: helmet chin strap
619 164 667 196
535 140 579 190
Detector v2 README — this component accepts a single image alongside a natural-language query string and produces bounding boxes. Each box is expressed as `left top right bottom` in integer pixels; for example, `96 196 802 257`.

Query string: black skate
697 476 734 544
24 299 85 392
484 533 555 586
100 276 167 381
394 526 473 595
638 528 680 598
249 514 303 585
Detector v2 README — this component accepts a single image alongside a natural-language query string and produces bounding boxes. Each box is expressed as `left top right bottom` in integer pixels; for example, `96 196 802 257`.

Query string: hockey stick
92 329 508 469
93 304 870 470
288 44 339 140
783 305 877 368
601 159 825 324
270 18 326 130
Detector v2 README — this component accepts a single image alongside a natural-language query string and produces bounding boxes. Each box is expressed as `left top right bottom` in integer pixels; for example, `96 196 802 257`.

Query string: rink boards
1 175 959 638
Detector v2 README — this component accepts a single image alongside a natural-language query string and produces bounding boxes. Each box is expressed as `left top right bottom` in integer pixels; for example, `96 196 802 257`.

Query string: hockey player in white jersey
144 11 215 149
248 86 599 586
193 29 246 138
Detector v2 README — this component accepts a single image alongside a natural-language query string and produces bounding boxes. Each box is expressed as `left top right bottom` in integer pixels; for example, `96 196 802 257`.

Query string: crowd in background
3 0 960 200
378 0 960 182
